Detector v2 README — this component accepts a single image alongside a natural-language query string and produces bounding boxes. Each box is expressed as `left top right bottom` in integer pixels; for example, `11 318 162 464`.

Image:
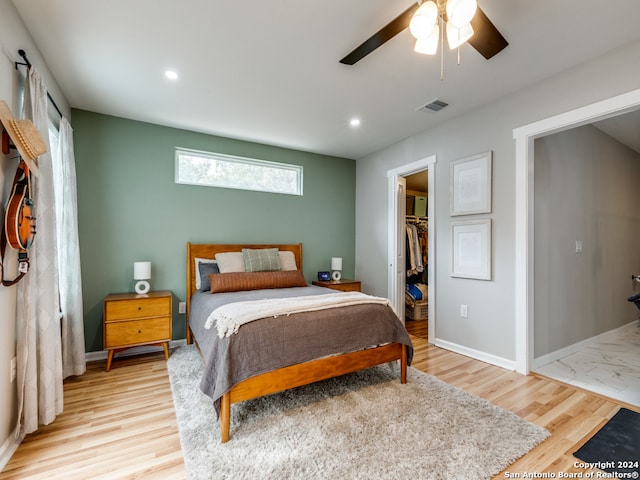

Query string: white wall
355 39 640 366
0 0 70 466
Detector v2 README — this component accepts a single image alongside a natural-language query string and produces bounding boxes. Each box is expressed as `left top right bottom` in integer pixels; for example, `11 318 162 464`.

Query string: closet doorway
405 171 429 340
387 155 436 344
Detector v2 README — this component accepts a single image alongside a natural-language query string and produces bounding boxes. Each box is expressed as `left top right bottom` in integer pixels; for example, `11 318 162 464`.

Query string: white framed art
451 219 492 280
450 151 492 216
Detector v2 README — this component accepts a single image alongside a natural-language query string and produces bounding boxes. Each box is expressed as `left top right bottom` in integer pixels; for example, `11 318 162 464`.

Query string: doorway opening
404 171 429 340
387 155 436 344
528 111 640 407
513 88 640 377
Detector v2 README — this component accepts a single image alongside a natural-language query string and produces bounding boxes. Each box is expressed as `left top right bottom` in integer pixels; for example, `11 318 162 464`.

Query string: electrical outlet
178 302 186 314
10 356 16 383
460 304 468 318
575 240 583 253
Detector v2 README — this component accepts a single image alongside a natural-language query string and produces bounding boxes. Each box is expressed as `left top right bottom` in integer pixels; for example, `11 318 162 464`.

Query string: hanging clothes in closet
406 223 423 277
406 218 428 284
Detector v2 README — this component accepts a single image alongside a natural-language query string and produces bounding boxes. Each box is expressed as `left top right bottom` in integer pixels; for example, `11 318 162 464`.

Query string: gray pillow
199 261 220 291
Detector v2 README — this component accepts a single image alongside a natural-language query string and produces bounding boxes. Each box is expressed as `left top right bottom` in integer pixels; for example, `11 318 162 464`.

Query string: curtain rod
14 49 63 119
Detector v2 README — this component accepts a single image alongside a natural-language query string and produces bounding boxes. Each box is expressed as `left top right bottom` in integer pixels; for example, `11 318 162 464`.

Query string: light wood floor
3 332 636 479
405 318 428 339
2 354 185 480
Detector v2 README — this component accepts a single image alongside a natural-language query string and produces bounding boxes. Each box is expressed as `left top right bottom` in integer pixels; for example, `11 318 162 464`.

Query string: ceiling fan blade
340 3 420 65
467 6 508 59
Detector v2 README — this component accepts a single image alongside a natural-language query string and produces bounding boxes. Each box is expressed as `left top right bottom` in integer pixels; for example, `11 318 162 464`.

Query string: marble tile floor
535 321 640 407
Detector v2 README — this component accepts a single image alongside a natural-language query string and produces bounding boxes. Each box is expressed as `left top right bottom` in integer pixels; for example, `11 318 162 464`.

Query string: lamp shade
331 257 343 271
414 24 440 55
409 0 438 39
134 261 151 280
446 0 477 28
447 21 474 49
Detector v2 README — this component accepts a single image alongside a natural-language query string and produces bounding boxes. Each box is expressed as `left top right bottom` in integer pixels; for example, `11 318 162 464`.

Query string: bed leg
220 392 231 443
400 345 407 384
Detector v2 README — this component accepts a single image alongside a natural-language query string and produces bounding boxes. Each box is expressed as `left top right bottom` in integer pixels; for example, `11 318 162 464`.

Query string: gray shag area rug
167 345 549 480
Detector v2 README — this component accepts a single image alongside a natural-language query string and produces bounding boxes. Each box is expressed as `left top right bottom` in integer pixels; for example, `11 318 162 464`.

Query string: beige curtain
15 68 63 436
55 117 86 378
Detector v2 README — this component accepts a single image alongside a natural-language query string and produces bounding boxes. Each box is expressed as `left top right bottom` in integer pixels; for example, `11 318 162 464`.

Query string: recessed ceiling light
165 70 179 80
350 118 361 127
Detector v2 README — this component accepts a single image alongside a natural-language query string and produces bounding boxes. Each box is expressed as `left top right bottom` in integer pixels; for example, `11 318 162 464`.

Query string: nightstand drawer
312 279 361 292
105 296 171 321
104 317 171 348
330 282 361 292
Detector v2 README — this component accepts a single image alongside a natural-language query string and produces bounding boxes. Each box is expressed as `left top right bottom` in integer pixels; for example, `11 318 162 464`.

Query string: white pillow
215 252 246 273
279 251 297 271
194 257 217 290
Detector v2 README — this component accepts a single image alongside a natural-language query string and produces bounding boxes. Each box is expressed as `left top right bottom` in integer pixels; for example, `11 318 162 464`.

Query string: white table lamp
331 257 342 281
134 261 151 294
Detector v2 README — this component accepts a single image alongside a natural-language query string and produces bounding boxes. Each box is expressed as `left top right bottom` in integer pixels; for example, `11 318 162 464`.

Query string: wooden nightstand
312 279 361 292
103 290 172 371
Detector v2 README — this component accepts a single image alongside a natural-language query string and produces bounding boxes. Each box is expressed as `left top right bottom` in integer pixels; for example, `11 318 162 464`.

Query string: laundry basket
406 302 428 321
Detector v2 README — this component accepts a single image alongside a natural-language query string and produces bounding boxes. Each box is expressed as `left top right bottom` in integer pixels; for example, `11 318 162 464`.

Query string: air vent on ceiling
417 99 449 113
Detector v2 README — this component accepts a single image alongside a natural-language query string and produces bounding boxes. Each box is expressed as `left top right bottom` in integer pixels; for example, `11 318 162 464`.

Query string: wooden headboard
185 242 303 343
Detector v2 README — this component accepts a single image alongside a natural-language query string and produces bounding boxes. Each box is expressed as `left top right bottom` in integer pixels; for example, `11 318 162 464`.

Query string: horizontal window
175 147 303 196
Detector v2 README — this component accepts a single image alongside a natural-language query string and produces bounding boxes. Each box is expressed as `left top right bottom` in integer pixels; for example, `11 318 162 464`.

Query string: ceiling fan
339 0 508 66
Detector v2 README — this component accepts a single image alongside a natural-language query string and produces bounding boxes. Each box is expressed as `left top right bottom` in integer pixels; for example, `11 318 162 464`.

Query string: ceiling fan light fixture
409 1 438 39
446 21 474 49
446 0 478 28
414 25 440 55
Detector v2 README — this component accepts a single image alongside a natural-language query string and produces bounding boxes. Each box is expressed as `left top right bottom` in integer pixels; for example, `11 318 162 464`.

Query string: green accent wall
73 110 356 352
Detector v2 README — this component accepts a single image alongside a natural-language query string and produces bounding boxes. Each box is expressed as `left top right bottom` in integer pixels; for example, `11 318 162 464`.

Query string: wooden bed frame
186 242 408 443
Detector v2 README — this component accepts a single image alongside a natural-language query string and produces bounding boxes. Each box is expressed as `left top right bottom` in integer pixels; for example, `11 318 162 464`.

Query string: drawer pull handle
138 329 141 334
138 307 142 310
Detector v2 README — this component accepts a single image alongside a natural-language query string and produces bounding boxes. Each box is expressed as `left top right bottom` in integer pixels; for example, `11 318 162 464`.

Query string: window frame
174 147 304 196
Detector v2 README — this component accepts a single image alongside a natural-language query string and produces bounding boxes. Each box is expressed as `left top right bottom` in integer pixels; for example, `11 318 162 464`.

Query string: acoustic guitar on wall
5 159 36 252
0 99 47 285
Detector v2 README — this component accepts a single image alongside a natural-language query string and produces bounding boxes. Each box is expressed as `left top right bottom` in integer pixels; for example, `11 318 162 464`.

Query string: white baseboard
85 339 187 363
533 320 637 370
434 338 517 371
0 427 22 473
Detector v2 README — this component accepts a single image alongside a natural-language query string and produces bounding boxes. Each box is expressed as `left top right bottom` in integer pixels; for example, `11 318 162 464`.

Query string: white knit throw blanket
205 292 392 338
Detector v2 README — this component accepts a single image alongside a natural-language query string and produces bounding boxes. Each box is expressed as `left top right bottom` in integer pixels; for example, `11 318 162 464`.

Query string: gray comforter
189 285 414 415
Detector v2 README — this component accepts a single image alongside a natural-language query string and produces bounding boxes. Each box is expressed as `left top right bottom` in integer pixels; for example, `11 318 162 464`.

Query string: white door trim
388 155 437 341
513 88 640 374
